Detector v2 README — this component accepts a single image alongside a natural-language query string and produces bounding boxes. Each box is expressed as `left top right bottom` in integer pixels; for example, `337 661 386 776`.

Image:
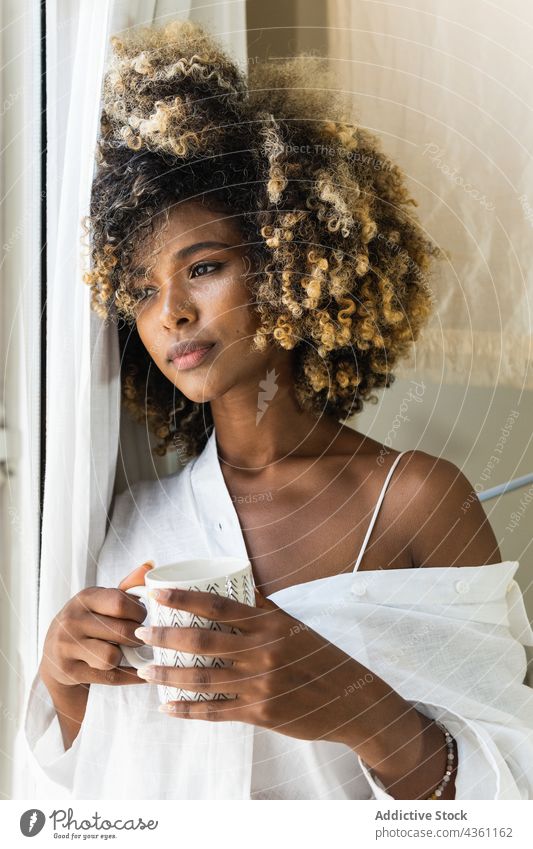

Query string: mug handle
119 586 154 669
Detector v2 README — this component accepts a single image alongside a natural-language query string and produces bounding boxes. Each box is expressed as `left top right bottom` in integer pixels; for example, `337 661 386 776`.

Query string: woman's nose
159 285 197 327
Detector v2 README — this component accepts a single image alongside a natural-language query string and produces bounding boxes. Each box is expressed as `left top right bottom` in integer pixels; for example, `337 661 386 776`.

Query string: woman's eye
130 261 223 301
190 261 222 279
133 287 157 301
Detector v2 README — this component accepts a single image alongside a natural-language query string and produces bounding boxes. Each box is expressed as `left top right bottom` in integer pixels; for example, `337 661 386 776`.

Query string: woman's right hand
39 563 154 690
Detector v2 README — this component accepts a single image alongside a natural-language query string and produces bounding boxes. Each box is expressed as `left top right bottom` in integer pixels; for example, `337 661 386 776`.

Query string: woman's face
131 200 279 404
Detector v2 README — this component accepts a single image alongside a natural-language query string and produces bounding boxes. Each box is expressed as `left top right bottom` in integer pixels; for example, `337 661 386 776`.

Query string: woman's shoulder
377 447 504 569
313 426 503 571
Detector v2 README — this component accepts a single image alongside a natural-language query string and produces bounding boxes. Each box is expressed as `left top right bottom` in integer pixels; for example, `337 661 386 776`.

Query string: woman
24 19 533 800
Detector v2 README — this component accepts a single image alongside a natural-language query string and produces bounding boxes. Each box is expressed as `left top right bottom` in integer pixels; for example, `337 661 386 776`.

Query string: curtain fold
327 0 533 389
39 0 116 660
13 0 246 799
1 0 44 799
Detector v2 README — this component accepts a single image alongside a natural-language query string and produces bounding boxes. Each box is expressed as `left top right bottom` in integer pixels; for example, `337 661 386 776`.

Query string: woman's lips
170 343 216 370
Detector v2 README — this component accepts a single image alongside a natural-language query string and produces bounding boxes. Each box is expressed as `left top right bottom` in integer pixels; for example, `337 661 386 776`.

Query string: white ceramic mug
119 557 255 702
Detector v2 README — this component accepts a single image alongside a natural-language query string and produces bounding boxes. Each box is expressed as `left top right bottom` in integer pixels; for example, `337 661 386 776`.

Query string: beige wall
246 0 328 58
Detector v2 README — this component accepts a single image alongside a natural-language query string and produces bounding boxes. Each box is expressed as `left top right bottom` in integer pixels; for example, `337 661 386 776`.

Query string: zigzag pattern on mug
205 575 255 606
156 606 231 631
150 572 255 702
223 575 255 605
161 685 233 702
157 647 231 669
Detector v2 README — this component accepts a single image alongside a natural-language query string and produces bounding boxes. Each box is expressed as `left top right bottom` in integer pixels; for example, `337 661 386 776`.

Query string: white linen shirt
22 427 533 799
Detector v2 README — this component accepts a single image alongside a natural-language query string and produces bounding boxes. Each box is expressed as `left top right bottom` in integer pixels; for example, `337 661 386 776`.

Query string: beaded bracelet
361 719 456 799
426 720 456 799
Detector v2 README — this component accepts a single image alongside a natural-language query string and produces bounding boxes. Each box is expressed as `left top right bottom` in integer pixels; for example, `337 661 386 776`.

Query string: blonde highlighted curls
83 18 442 462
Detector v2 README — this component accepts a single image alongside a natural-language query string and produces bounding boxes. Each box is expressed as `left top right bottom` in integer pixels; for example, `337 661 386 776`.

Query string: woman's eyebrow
132 240 232 276
175 240 231 260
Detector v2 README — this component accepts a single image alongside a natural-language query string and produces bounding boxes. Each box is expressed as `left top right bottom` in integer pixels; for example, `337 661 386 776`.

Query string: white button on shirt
22 429 533 799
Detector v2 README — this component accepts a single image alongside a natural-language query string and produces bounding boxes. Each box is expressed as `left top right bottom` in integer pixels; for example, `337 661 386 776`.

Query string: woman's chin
170 376 222 405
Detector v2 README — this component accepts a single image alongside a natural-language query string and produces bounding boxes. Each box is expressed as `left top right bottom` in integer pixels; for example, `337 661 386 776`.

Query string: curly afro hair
82 18 442 463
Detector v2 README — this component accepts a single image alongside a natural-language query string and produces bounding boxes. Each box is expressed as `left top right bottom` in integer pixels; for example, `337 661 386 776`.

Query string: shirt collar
189 425 248 560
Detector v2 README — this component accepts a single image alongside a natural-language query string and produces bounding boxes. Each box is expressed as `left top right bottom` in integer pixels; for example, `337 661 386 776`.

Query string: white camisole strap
352 450 411 573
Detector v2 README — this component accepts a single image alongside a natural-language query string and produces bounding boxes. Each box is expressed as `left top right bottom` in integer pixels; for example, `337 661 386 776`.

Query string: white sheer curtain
1 0 43 800
12 0 246 799
327 0 533 390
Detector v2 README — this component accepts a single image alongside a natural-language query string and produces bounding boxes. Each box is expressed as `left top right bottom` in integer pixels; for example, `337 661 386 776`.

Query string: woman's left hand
133 585 369 745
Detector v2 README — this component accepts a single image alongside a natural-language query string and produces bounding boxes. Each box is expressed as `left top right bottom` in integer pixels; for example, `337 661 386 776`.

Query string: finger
78 638 125 671
136 664 253 692
118 561 155 591
150 588 272 633
136 664 242 690
158 697 251 721
68 660 148 687
77 587 147 622
79 613 148 646
135 626 252 663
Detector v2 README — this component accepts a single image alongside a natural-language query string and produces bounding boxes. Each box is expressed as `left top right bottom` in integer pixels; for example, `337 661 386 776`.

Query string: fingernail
134 626 151 641
148 589 162 600
158 703 176 713
136 666 156 679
